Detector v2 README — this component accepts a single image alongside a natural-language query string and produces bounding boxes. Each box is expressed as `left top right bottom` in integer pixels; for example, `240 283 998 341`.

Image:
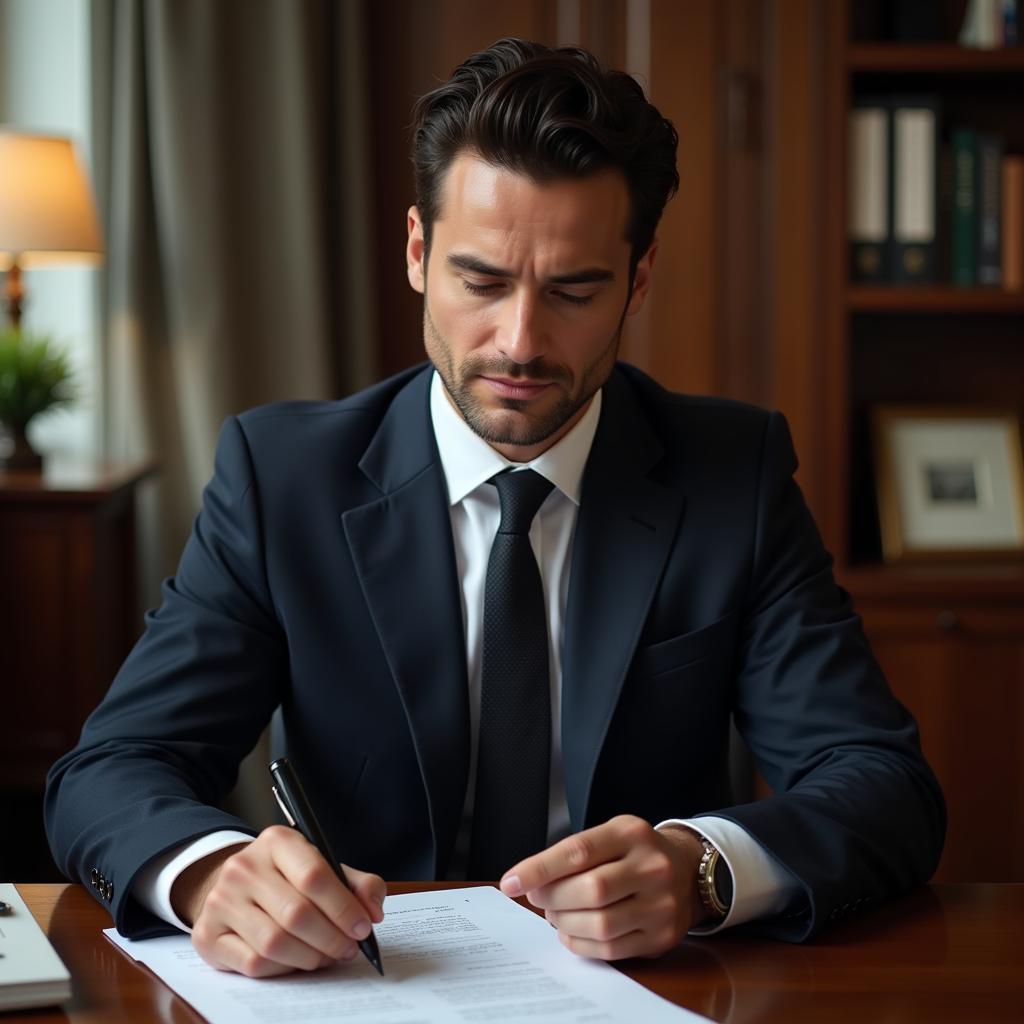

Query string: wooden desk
10 882 1024 1023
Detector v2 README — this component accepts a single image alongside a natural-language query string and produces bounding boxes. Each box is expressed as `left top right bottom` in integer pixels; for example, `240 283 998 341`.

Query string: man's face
406 152 656 462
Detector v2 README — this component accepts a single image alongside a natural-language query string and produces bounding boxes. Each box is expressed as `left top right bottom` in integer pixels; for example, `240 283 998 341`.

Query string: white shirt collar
429 370 602 507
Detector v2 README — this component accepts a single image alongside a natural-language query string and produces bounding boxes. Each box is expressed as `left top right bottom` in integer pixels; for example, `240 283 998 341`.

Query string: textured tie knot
492 468 554 535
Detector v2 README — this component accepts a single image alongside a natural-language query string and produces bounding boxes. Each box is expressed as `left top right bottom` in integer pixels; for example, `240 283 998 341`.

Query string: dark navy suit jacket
45 363 945 941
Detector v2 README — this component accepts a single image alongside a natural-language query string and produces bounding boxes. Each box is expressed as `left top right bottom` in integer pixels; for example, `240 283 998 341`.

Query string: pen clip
271 785 297 828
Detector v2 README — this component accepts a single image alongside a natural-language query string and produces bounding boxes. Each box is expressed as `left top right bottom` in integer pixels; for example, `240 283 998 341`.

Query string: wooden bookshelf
848 44 1024 73
847 286 1024 313
824 9 1024 575
819 2 1024 883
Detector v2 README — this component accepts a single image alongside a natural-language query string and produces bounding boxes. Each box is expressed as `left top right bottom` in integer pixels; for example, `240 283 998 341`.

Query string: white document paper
105 885 708 1023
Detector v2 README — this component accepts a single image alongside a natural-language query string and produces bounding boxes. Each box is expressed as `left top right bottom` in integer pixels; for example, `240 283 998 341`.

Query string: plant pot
0 423 43 472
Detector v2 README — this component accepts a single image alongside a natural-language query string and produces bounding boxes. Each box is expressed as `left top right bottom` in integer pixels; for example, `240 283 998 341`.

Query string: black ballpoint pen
268 757 384 975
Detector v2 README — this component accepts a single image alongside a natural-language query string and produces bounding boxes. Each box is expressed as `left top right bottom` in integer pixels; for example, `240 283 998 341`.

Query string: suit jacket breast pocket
614 612 738 751
632 611 737 688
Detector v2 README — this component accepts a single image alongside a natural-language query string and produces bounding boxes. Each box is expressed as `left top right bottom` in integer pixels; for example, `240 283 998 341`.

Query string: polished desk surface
9 882 1024 1023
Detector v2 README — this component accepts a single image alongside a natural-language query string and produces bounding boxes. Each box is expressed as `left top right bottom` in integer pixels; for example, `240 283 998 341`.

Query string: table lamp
0 129 104 331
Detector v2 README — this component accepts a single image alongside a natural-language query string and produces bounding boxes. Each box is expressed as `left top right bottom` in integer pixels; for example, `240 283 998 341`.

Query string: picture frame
871 406 1024 562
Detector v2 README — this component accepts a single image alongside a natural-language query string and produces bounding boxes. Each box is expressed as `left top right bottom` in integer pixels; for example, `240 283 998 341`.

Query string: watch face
713 854 734 908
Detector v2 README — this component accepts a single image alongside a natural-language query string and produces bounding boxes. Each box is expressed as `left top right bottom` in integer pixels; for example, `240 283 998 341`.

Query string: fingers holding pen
201 886 346 974
343 865 388 924
189 825 383 977
270 831 382 942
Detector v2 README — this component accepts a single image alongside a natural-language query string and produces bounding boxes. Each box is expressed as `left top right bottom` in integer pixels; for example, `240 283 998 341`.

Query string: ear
406 205 426 295
625 240 658 317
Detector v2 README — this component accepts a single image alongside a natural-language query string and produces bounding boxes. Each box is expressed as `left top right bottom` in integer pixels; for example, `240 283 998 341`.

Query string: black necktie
468 468 555 880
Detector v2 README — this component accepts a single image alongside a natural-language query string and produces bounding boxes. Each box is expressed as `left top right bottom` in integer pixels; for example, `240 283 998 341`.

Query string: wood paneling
717 0 769 407
632 0 720 395
760 0 828 521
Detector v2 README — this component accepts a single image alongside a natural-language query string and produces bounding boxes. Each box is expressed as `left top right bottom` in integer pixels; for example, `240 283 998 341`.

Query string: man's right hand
171 825 386 977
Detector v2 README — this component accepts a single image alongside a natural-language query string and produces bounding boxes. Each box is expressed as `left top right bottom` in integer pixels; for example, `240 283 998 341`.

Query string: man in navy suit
46 38 944 977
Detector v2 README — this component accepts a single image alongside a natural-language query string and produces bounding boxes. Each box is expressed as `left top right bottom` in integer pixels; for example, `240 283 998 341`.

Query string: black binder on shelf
849 99 891 283
890 95 940 284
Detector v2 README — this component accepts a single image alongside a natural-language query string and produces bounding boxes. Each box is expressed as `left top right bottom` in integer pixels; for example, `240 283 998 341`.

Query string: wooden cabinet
847 570 1024 881
0 461 153 879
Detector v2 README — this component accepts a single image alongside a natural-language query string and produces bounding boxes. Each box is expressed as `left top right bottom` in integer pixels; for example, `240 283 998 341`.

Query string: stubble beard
424 306 621 449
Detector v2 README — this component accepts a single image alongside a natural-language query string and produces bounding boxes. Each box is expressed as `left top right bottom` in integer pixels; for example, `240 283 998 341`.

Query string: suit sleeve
44 416 283 938
708 411 946 941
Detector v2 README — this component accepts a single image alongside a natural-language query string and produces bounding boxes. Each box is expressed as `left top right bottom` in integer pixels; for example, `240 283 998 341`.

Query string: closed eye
553 291 594 307
461 280 594 306
461 281 501 297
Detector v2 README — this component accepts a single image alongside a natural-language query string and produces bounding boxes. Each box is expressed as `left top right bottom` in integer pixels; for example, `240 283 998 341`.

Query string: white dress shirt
135 371 797 934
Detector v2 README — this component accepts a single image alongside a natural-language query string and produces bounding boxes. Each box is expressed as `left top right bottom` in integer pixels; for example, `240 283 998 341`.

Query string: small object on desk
0 883 71 1011
269 757 384 975
0 901 11 915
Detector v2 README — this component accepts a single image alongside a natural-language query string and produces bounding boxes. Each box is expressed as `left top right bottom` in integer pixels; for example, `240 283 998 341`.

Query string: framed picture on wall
872 406 1024 562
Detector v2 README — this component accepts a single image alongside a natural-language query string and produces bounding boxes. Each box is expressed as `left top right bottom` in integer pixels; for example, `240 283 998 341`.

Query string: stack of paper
0 883 72 1011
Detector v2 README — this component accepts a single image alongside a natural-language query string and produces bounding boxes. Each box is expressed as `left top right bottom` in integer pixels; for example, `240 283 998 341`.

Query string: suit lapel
342 368 469 879
561 370 686 831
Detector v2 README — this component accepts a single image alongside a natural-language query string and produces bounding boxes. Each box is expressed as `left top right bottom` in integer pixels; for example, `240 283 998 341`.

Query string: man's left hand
499 815 709 960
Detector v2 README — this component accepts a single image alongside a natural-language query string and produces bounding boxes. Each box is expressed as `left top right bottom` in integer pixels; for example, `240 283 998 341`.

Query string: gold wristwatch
696 837 732 921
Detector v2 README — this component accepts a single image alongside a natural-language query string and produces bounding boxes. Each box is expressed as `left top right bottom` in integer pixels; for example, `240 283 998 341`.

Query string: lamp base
0 424 43 473
3 261 24 332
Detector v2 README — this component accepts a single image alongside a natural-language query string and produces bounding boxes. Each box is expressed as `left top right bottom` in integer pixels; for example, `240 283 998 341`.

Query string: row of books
848 97 1024 289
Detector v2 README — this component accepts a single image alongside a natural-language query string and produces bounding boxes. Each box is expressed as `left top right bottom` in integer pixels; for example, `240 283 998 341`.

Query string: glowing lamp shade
0 130 104 329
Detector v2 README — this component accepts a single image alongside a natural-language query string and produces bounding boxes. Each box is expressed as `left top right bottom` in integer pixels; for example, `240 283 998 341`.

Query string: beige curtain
90 0 377 596
88 0 378 823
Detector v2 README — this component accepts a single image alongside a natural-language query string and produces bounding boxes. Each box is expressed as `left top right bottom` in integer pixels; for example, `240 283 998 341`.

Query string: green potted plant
0 327 76 472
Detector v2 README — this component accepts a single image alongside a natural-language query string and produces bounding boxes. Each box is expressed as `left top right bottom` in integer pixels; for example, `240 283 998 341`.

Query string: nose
495 291 548 365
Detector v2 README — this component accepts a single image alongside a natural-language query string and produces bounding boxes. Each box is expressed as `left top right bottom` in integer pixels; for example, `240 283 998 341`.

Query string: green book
976 134 1004 287
951 129 976 287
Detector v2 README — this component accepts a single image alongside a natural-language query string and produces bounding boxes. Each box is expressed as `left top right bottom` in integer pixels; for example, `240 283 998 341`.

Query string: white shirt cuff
132 830 256 933
656 815 800 935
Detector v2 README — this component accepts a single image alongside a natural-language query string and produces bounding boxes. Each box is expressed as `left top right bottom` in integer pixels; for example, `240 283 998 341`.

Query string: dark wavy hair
410 38 679 275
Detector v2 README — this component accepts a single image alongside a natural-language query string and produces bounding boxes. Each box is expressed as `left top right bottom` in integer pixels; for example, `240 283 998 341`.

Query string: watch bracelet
697 839 729 920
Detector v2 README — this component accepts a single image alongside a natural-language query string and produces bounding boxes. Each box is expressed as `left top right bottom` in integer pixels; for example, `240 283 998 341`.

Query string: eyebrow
445 252 615 286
